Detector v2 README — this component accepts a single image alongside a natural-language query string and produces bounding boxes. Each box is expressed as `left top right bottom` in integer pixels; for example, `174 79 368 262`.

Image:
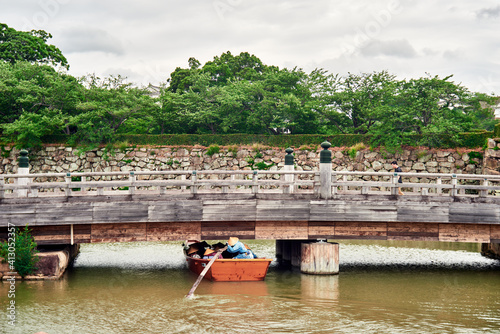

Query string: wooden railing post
319 142 332 199
129 171 136 195
451 174 457 197
65 173 72 197
17 149 30 197
480 178 488 197
391 174 398 195
283 148 294 194
0 175 4 199
252 171 259 194
332 172 338 195
191 171 197 194
314 172 320 196
436 177 442 194
181 174 186 191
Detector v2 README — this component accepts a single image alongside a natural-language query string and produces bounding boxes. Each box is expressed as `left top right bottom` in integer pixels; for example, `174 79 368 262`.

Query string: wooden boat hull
186 256 272 282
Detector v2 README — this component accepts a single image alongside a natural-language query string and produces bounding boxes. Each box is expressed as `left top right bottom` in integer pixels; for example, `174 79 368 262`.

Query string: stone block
466 164 477 173
372 161 383 171
488 138 496 149
437 151 450 158
413 162 425 170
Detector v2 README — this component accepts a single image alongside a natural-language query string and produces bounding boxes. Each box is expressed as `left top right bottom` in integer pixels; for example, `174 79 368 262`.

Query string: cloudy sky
2 0 500 94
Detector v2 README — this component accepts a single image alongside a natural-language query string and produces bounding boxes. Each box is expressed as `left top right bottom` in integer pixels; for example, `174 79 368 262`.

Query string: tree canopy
0 24 497 149
0 23 68 68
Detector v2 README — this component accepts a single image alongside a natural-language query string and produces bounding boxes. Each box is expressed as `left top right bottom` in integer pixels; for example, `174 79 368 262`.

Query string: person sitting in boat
203 248 223 260
226 237 254 259
187 245 201 258
212 242 232 258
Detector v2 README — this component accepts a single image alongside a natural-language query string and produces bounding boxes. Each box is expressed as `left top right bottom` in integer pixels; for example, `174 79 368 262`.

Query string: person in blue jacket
226 237 255 259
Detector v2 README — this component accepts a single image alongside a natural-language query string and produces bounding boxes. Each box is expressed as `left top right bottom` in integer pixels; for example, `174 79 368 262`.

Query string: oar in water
186 246 227 298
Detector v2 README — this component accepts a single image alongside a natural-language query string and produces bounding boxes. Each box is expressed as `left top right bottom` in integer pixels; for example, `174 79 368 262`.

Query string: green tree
2 108 67 148
0 23 68 68
70 74 159 145
331 71 398 134
0 62 83 147
302 68 345 134
0 225 39 278
369 74 496 148
202 51 266 86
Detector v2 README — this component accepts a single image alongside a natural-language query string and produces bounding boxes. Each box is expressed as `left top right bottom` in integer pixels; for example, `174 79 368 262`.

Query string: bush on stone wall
28 131 493 149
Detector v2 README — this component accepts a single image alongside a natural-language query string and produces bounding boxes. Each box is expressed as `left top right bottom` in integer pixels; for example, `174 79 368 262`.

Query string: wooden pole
186 247 226 298
319 142 332 199
301 242 339 275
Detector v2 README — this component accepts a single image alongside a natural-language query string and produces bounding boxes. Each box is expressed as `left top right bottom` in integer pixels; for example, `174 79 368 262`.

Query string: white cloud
60 27 124 55
361 39 417 58
1 0 499 93
476 5 500 19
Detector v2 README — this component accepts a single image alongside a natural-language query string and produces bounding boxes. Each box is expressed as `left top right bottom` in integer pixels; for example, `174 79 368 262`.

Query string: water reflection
0 240 498 334
202 281 269 296
301 274 339 301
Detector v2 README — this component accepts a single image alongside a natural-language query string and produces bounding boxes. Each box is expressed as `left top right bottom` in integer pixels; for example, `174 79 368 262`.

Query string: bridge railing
331 171 500 196
0 170 318 198
1 170 500 198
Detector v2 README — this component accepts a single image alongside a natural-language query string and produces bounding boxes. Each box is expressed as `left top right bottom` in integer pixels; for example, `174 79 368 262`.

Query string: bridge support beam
481 242 500 260
301 241 339 275
276 239 309 267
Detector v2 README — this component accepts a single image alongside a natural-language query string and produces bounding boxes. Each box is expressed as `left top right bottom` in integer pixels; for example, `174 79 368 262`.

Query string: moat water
1 240 499 334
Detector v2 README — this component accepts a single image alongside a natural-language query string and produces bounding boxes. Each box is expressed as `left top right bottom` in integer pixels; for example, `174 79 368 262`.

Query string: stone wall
483 138 500 175
0 145 484 176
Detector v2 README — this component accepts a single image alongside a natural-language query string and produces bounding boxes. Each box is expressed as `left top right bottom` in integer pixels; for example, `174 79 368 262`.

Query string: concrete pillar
284 147 294 193
319 142 332 199
17 149 29 197
481 242 500 260
282 240 292 266
275 240 284 263
291 240 307 267
301 241 339 275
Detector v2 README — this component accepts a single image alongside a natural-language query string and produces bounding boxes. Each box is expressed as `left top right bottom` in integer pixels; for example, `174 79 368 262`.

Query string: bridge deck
1 170 499 245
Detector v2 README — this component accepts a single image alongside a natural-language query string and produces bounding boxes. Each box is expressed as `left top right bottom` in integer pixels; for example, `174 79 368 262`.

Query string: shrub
0 225 39 278
38 132 493 149
227 145 239 156
347 142 366 159
206 144 220 156
468 151 483 160
416 150 429 159
254 161 271 170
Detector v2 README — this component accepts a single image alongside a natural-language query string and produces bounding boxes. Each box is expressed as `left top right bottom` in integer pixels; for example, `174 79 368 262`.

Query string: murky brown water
1 240 499 334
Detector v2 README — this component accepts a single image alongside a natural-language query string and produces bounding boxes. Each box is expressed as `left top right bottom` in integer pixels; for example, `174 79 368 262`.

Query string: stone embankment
483 138 500 175
1 250 71 280
0 144 484 176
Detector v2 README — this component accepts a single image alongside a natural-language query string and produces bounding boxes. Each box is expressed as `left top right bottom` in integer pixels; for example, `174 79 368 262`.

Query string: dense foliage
0 24 498 149
0 23 68 68
0 225 39 278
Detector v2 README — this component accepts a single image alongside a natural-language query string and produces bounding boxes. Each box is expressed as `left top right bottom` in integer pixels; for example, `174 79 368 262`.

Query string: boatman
226 237 255 259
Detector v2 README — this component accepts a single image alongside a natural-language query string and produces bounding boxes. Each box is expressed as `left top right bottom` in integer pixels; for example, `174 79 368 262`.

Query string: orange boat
184 241 273 282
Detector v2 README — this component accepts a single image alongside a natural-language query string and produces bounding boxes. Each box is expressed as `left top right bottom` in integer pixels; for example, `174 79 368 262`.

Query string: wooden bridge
1 169 500 247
